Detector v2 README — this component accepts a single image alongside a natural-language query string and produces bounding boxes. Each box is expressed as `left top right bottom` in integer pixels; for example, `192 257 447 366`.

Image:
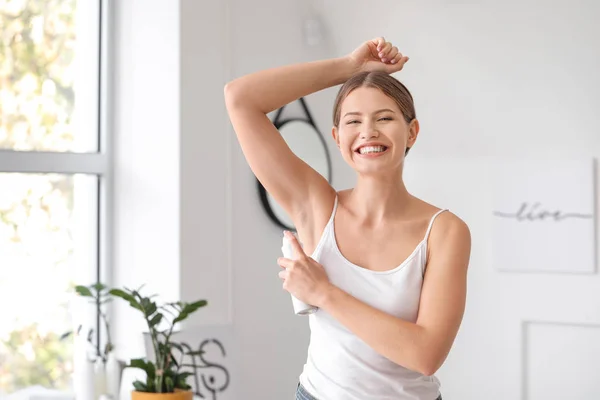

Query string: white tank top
299 195 447 400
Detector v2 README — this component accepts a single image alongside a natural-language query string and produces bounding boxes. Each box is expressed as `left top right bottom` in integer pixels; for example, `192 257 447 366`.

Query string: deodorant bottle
281 233 318 315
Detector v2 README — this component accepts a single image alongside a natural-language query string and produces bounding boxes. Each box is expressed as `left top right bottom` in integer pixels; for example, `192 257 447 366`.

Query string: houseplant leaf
109 289 143 311
176 371 194 389
129 358 156 381
75 285 93 297
104 342 114 355
91 282 107 292
165 376 174 392
185 300 208 313
173 300 207 324
86 328 94 343
147 302 158 316
169 342 184 353
149 313 163 327
172 311 189 324
132 381 148 392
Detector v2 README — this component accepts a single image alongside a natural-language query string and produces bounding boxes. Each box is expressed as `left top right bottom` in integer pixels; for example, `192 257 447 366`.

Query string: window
0 0 108 397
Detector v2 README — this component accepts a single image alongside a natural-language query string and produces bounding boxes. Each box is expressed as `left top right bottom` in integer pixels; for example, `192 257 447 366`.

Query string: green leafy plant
109 285 208 393
61 283 114 365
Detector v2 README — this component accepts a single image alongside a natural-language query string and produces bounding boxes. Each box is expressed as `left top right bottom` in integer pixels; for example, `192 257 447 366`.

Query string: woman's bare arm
279 212 470 376
224 57 357 225
317 213 471 375
224 37 407 229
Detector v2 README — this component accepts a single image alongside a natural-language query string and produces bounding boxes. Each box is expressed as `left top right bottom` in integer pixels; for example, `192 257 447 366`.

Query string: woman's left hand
278 231 333 308
347 37 409 74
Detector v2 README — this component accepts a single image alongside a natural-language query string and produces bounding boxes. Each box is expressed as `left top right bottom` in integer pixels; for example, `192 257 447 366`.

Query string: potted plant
109 285 208 400
63 283 120 399
66 283 115 363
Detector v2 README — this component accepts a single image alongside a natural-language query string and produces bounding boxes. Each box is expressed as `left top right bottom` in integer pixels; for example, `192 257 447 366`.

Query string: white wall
112 0 330 397
227 0 339 397
112 0 600 399
179 0 232 327
112 0 181 358
313 1 600 399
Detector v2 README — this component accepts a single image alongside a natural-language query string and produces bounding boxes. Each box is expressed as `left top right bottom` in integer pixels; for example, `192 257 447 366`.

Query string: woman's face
332 86 419 176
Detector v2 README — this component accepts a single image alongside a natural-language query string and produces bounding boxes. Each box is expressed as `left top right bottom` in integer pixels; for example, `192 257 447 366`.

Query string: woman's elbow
418 362 441 377
411 350 447 377
223 81 239 108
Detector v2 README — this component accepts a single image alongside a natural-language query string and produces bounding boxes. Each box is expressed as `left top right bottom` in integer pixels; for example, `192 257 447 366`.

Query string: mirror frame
256 97 333 231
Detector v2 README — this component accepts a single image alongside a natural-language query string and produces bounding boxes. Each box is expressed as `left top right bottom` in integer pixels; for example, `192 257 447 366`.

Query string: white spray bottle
281 232 318 315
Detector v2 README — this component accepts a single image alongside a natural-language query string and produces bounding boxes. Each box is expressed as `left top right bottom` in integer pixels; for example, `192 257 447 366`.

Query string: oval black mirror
257 97 332 231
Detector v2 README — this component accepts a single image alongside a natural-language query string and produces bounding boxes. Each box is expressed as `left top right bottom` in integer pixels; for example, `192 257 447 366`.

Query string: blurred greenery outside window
0 0 107 395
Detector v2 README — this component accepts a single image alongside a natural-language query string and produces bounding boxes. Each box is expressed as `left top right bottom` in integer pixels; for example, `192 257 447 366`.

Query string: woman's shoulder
411 196 469 235
411 198 471 271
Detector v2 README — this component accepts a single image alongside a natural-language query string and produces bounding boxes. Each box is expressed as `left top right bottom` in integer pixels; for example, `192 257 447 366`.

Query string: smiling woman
333 71 418 159
224 37 470 400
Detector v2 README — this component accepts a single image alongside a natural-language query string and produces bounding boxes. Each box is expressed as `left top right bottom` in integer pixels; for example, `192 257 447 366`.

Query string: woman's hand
347 37 409 74
277 231 333 308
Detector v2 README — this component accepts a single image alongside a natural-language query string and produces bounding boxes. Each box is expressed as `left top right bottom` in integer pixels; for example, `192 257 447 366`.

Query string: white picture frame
491 158 596 273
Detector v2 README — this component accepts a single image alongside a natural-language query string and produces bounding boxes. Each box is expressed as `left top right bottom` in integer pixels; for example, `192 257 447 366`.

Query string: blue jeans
296 383 442 400
296 383 318 400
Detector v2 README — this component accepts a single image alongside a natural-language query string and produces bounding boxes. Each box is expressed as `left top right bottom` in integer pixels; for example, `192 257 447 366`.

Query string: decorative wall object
257 97 332 231
522 321 600 399
491 158 596 273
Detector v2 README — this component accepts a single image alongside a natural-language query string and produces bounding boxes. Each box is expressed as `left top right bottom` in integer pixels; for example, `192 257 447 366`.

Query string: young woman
224 37 471 400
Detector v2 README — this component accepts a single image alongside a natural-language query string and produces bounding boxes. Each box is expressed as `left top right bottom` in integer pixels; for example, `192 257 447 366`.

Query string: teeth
358 145 386 154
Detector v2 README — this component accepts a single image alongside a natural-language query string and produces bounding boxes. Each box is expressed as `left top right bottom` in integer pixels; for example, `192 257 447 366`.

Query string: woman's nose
361 124 380 139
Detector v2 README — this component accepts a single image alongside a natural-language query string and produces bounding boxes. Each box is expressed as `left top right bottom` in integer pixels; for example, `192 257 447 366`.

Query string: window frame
0 0 113 387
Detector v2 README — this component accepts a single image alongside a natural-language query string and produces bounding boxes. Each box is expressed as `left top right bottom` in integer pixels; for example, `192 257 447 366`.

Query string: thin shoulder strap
309 194 339 259
327 194 339 225
424 209 448 241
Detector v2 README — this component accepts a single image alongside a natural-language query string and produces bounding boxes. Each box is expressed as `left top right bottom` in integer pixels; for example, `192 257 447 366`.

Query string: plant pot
131 391 193 400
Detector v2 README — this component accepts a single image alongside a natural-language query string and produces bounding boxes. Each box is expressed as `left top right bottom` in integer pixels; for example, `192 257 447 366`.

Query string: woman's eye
346 120 360 124
378 117 393 121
